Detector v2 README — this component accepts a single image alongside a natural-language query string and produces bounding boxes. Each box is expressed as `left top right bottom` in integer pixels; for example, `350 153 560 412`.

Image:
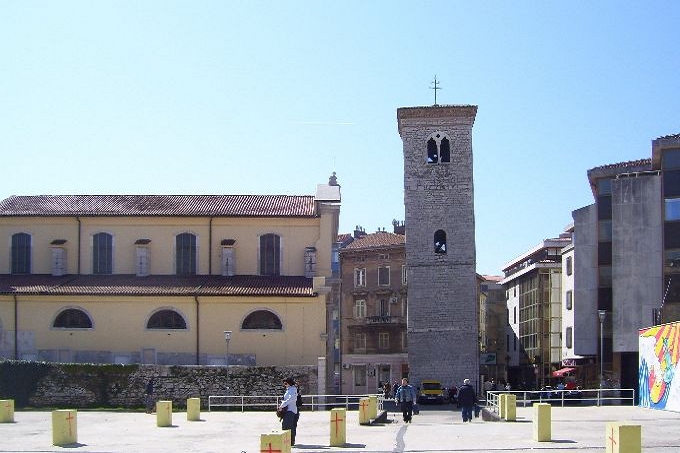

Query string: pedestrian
278 377 298 446
294 380 302 429
394 377 417 423
144 379 154 414
383 382 391 399
457 378 477 423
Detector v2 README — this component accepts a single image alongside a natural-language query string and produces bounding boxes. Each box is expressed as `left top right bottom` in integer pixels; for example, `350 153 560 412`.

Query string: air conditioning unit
342 363 351 369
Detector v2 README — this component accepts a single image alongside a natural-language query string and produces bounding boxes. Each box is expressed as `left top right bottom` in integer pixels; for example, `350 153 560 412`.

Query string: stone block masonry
398 105 479 390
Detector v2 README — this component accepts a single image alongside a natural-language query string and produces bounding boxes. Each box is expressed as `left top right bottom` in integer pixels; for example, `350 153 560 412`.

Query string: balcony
347 315 406 327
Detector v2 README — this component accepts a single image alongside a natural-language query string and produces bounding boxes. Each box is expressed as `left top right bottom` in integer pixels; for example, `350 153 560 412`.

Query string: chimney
353 225 366 239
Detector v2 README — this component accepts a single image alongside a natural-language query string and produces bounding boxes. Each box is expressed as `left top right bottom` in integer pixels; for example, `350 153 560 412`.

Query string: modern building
571 132 680 391
339 226 407 394
0 176 340 392
501 232 571 389
398 105 479 389
478 274 507 387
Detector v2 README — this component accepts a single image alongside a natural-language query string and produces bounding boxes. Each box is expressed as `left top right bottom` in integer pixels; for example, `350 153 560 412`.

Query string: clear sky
2 2 679 276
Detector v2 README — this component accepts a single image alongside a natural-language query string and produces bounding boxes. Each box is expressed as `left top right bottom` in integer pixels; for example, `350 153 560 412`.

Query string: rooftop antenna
430 75 442 106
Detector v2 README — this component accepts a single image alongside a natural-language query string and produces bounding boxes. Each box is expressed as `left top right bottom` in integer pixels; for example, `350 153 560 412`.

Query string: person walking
278 377 299 446
394 377 417 423
144 379 155 414
457 378 477 423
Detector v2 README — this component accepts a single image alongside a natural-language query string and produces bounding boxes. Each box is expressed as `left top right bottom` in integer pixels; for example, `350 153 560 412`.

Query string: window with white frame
378 266 390 286
401 265 407 285
378 298 389 316
379 332 389 350
354 333 366 352
353 365 366 386
354 299 366 318
401 331 407 349
11 232 31 274
354 268 366 287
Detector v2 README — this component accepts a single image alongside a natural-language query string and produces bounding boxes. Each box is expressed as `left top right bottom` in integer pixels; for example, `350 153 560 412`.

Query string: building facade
478 274 507 387
339 228 407 395
571 133 680 391
0 178 340 393
501 233 571 389
398 105 479 389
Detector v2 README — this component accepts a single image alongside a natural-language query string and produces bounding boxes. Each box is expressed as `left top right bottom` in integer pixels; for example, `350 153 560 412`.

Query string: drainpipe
208 217 213 275
194 296 200 365
76 216 82 274
13 294 18 359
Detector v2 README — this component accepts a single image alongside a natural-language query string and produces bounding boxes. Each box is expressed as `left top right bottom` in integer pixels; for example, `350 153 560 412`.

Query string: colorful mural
639 321 680 411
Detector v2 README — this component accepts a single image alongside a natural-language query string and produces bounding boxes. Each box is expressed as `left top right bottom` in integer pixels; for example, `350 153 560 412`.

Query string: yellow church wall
1 216 327 277
0 217 78 274
4 293 325 366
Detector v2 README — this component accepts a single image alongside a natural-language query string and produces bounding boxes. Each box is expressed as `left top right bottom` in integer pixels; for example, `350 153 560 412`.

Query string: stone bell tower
397 105 479 389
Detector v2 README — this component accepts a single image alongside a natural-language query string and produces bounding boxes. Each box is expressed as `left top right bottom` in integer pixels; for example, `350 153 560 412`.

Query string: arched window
427 138 438 163
147 309 187 329
54 308 93 329
426 133 451 164
176 233 197 275
242 310 283 330
11 232 31 274
440 137 451 162
434 230 447 254
260 234 281 276
93 232 113 274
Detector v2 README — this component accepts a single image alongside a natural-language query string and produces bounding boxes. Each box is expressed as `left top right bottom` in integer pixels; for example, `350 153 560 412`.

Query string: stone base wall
0 360 317 410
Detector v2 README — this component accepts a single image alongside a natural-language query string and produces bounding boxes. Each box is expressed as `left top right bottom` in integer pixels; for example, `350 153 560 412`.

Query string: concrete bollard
505 394 517 421
329 407 346 447
532 403 551 442
260 431 288 453
52 409 77 446
0 400 14 423
368 395 378 419
156 400 173 427
358 398 371 425
605 422 641 453
499 393 508 419
186 397 200 421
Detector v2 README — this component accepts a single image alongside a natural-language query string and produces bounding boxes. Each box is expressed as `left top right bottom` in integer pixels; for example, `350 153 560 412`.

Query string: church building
0 176 340 389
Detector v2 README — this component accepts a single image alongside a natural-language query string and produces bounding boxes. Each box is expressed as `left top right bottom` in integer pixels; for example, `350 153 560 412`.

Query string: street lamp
598 310 606 388
224 330 232 392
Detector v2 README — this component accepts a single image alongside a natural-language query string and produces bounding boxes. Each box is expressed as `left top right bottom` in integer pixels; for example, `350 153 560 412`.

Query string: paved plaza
1 404 680 452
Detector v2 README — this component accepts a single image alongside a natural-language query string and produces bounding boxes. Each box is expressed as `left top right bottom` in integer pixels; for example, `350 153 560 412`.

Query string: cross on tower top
430 76 442 106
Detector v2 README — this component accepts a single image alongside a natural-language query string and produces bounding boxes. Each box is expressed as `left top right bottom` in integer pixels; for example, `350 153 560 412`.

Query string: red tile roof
341 231 405 250
0 195 316 218
0 274 315 297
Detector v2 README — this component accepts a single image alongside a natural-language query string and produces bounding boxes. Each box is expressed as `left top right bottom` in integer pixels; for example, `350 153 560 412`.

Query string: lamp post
224 330 232 392
598 310 606 388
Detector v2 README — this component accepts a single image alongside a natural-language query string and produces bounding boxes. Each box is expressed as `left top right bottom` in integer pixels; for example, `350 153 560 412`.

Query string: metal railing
208 393 385 412
485 388 636 415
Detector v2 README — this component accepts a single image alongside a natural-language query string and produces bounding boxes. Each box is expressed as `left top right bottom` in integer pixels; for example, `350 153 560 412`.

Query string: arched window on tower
440 137 451 162
427 138 438 163
426 133 452 164
434 230 447 254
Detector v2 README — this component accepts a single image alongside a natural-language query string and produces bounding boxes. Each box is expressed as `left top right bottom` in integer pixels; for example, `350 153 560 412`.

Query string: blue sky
2 2 679 275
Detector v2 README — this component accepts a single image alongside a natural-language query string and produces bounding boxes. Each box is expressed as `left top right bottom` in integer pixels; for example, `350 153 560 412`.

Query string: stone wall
0 360 317 409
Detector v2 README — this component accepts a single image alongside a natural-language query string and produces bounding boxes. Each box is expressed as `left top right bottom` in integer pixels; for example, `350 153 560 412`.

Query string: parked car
418 380 446 404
